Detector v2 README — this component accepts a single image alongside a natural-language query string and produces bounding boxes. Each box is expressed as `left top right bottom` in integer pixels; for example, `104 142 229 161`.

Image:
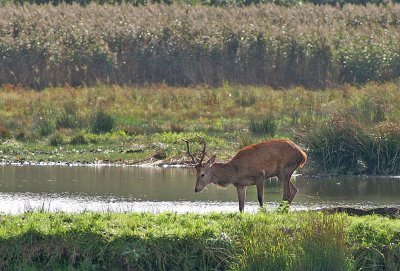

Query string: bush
91 111 115 134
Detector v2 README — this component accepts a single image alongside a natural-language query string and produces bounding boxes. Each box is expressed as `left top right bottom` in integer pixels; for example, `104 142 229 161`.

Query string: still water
0 165 399 213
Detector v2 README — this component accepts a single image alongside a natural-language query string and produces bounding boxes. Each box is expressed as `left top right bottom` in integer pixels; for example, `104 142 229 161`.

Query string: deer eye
201 173 205 177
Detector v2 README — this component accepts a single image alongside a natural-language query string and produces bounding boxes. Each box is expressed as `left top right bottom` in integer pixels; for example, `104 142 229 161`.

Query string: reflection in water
0 165 399 213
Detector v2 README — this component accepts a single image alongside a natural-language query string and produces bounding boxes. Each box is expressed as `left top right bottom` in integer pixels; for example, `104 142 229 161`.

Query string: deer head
183 135 216 193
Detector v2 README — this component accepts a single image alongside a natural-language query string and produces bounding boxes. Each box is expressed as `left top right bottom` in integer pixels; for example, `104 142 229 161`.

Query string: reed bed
2 4 400 88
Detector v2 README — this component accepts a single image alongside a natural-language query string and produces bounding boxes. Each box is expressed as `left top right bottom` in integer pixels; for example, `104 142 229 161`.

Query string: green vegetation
2 4 400 88
91 111 115 134
297 117 400 175
248 114 277 137
1 83 399 174
0 211 398 270
0 1 398 270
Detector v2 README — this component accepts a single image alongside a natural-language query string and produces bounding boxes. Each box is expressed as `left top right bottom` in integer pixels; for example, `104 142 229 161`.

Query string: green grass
296 117 400 175
0 211 398 270
248 114 277 137
0 83 399 173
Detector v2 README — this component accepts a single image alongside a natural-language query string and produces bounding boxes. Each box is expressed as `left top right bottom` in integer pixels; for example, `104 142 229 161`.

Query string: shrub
91 111 115 134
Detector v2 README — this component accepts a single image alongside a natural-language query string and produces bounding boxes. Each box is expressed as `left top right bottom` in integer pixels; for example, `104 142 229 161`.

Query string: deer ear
206 155 216 165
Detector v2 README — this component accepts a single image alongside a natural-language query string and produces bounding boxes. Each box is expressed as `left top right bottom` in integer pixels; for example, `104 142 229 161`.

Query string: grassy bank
0 211 399 270
2 4 400 88
1 83 400 174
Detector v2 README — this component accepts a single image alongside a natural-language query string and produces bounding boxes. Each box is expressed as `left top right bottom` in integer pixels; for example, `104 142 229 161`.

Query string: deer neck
211 163 235 186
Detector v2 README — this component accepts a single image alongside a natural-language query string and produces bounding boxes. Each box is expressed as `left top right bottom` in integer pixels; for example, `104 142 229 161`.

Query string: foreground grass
0 83 400 173
0 211 399 270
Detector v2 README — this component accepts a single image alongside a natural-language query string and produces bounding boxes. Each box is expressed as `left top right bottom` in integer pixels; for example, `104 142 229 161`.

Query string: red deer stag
183 136 307 212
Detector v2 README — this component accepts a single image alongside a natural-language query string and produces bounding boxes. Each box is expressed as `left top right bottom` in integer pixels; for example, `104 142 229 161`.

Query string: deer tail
299 148 307 168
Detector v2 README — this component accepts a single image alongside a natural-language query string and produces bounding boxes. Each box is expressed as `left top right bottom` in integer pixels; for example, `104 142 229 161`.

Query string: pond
0 165 399 213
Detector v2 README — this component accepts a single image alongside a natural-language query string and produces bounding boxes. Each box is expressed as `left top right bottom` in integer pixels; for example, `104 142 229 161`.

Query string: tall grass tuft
34 115 57 137
49 133 65 146
56 101 80 129
297 116 400 175
231 212 350 271
91 111 115 134
70 132 88 145
248 115 277 137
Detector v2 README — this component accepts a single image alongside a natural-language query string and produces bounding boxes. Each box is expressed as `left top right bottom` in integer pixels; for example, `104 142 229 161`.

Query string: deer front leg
256 181 264 207
236 185 247 212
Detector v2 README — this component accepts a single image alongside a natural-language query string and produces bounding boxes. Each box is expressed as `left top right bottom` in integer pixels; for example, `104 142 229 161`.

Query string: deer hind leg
279 175 291 202
288 181 297 203
236 185 247 212
279 169 297 204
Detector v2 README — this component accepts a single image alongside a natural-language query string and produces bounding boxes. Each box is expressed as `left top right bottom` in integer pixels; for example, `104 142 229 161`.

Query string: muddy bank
319 207 400 218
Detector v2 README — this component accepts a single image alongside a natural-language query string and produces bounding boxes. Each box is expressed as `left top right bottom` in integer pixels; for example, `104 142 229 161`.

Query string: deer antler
182 138 198 165
195 135 206 165
182 135 207 166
